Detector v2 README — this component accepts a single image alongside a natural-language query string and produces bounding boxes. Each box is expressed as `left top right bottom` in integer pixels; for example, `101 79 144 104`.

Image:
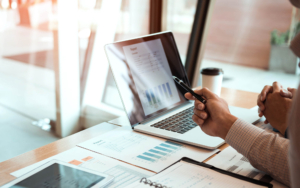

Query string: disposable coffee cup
201 68 224 96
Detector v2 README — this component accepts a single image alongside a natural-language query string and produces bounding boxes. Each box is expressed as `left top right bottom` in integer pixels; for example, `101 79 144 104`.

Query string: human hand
280 87 297 99
257 82 296 123
261 82 293 135
185 87 238 140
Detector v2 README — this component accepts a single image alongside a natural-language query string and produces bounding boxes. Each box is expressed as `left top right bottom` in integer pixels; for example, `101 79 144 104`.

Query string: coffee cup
201 68 224 96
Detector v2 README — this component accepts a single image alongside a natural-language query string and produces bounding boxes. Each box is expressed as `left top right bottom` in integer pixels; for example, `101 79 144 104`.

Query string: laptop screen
105 32 190 126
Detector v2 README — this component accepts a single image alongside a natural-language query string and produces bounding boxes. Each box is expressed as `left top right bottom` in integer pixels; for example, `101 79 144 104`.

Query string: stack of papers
77 127 219 172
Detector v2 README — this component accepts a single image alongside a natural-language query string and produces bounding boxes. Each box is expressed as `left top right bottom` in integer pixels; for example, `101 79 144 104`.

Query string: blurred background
0 0 299 162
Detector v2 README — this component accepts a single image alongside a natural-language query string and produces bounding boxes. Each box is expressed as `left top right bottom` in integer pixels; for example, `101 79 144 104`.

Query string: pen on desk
173 76 206 104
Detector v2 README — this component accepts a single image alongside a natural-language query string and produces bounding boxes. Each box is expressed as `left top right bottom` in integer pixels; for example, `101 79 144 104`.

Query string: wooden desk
0 87 258 186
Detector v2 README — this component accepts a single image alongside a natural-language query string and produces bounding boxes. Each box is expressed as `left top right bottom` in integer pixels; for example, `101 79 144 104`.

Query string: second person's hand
257 82 296 123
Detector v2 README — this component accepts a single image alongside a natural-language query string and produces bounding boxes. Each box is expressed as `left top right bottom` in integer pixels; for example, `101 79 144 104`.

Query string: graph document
123 39 180 116
11 147 155 188
207 146 265 180
77 127 219 172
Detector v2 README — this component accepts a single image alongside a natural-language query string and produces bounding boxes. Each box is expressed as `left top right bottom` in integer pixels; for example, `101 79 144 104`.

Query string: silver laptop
104 31 259 149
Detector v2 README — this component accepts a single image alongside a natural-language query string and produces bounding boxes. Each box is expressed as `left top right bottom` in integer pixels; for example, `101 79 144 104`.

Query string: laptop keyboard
150 107 198 134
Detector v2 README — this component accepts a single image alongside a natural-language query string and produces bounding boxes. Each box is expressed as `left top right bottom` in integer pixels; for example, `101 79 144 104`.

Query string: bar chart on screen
123 39 181 116
143 82 174 107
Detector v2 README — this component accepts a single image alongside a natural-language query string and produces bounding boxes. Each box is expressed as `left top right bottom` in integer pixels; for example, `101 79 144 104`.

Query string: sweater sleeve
226 119 290 186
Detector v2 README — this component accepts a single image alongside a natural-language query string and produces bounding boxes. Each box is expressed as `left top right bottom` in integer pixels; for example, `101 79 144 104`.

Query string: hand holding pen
173 76 206 104
174 76 237 140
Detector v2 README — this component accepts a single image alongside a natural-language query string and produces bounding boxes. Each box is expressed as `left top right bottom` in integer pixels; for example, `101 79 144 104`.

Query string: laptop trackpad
178 127 224 149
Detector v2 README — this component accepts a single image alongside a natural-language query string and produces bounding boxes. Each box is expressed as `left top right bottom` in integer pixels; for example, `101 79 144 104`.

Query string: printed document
127 161 266 188
206 146 288 188
206 146 265 180
11 147 155 188
77 127 219 172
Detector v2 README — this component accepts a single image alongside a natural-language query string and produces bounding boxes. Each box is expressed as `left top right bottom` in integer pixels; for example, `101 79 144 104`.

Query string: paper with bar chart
11 147 155 188
77 127 219 172
123 39 180 116
206 146 265 180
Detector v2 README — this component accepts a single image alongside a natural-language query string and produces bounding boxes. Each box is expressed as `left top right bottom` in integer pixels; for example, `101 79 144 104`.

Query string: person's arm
288 84 300 188
226 119 290 186
185 87 290 186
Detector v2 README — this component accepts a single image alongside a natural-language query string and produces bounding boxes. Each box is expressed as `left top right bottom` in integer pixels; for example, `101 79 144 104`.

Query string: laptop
104 31 259 149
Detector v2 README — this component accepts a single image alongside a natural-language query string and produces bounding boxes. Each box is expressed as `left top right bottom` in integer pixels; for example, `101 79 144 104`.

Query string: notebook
127 158 273 188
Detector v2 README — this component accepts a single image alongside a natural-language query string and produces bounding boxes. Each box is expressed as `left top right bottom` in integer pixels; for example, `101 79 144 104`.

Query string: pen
173 76 206 104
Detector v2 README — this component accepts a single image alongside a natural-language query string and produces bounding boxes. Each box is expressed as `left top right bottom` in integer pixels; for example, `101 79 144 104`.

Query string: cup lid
201 68 224 75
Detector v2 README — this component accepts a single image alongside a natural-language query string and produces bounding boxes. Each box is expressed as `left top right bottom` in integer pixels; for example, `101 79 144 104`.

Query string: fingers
194 100 205 110
280 89 293 99
260 85 273 101
192 114 204 125
185 87 217 102
184 92 194 100
193 108 208 120
279 87 296 99
272 81 282 92
288 87 297 96
264 119 269 124
193 87 217 100
258 108 264 117
257 93 265 111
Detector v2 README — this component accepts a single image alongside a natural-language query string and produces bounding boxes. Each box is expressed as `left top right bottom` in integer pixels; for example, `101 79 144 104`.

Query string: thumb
288 87 297 97
194 87 217 100
280 89 293 99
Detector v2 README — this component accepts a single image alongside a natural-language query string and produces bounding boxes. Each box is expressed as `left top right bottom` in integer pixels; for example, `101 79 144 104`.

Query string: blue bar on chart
145 90 152 105
143 152 161 159
162 84 168 98
154 87 160 103
137 155 156 162
158 85 164 99
165 141 183 147
166 82 172 97
149 89 157 104
154 146 172 153
160 143 177 150
149 149 167 156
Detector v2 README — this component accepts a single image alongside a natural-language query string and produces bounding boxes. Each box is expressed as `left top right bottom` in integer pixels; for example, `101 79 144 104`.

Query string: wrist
220 114 238 140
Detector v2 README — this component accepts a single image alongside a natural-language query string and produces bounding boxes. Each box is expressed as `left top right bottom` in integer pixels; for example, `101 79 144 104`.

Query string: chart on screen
123 39 180 115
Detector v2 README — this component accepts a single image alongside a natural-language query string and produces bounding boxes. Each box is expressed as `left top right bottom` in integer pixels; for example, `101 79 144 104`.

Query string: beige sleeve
288 84 300 188
226 119 290 186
